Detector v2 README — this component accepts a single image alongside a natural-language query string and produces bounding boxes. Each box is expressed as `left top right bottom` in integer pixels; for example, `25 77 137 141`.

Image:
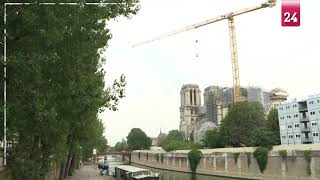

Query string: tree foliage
220 102 266 147
266 108 281 145
188 149 202 173
160 130 202 151
115 139 128 152
0 1 139 179
202 129 225 148
126 128 151 150
253 147 269 173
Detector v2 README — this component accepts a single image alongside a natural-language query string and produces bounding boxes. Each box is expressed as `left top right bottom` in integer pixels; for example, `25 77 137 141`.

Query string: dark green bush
245 152 251 167
188 149 202 173
253 147 269 173
233 153 240 164
304 150 311 176
279 150 287 160
160 153 164 164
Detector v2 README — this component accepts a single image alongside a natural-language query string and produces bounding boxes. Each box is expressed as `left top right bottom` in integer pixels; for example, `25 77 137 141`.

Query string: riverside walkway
67 165 115 180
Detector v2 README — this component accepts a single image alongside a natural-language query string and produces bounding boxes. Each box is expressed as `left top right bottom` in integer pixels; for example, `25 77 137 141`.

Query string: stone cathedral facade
179 84 216 143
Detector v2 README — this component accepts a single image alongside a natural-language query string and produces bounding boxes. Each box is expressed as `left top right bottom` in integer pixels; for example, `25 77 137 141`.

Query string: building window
309 101 314 105
282 136 286 139
293 104 297 108
310 111 316 115
289 135 294 138
279 107 284 110
294 114 299 118
288 125 292 129
287 115 291 119
286 106 290 109
295 134 301 138
318 99 320 103
312 122 317 126
294 124 299 128
313 133 319 137
280 117 284 120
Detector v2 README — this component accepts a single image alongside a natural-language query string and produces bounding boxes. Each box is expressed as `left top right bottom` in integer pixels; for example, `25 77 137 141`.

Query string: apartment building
278 94 320 145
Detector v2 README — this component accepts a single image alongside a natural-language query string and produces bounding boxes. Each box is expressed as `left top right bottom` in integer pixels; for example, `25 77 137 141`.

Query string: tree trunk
64 154 72 178
59 161 66 180
69 155 76 176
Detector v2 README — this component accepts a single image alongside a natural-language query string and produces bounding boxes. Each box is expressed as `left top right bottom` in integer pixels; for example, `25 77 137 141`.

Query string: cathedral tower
179 84 202 140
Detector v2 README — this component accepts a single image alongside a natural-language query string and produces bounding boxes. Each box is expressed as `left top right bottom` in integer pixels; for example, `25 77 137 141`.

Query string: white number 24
284 12 298 23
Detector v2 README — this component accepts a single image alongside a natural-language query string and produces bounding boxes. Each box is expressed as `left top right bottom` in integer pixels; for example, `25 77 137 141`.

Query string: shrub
245 152 251 167
253 147 269 173
155 153 160 162
304 150 311 176
279 150 287 161
233 153 240 164
188 149 202 173
160 153 164 164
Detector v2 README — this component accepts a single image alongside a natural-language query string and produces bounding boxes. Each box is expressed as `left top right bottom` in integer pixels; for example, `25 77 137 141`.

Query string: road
67 165 115 180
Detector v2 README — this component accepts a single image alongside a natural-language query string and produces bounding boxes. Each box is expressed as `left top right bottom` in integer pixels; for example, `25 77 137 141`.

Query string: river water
133 164 239 180
105 155 238 180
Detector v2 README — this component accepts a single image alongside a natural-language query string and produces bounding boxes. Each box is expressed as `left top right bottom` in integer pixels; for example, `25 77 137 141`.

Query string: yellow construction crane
133 0 276 103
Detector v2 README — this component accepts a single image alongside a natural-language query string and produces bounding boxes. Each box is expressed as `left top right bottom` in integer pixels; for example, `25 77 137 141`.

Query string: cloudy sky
100 0 320 146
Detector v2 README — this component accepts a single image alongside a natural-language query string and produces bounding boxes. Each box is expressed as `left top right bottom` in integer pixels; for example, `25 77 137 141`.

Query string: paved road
67 165 115 180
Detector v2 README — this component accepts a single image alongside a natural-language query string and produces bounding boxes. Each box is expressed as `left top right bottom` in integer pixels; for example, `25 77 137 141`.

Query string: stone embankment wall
131 145 320 180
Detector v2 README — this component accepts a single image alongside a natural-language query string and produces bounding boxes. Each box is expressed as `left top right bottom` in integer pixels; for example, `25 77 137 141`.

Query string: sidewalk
67 165 115 180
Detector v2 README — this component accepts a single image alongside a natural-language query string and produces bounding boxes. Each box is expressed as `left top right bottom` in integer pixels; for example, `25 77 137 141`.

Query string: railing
299 107 308 111
300 117 309 122
301 126 311 132
302 137 313 143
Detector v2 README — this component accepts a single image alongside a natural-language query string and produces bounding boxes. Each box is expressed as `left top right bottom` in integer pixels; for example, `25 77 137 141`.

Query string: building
179 84 279 143
269 88 289 110
278 94 320 145
203 86 273 125
179 84 203 140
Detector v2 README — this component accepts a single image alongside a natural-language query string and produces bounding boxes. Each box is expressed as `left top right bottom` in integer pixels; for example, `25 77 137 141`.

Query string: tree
126 128 152 150
266 108 281 145
248 127 279 149
0 1 139 179
220 102 266 147
161 130 184 144
202 129 225 148
115 139 128 152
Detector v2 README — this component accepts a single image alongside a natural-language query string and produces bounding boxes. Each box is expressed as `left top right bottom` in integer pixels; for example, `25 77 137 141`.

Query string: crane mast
133 0 276 103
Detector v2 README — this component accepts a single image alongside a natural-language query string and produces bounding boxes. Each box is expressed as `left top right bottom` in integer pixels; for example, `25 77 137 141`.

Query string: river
132 164 239 180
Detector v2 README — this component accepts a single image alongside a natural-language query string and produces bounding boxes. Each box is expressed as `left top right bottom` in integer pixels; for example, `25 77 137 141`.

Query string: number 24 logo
284 12 298 23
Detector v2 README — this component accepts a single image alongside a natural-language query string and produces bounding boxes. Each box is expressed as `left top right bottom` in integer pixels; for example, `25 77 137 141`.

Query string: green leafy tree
202 129 225 148
248 127 278 149
126 128 152 150
266 108 280 145
161 130 184 146
220 102 266 147
0 1 139 179
115 139 128 152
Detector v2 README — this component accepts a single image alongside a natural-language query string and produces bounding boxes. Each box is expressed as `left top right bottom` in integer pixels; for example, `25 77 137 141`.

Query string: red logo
282 0 300 26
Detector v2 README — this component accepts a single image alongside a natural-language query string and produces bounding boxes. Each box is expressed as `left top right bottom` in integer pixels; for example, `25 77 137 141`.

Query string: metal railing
301 126 311 132
301 137 313 143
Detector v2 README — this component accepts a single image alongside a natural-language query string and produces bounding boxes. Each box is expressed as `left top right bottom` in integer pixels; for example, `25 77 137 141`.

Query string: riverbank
131 144 320 180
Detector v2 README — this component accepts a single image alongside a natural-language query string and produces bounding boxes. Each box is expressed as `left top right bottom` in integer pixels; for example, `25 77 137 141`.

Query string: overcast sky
100 0 320 146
